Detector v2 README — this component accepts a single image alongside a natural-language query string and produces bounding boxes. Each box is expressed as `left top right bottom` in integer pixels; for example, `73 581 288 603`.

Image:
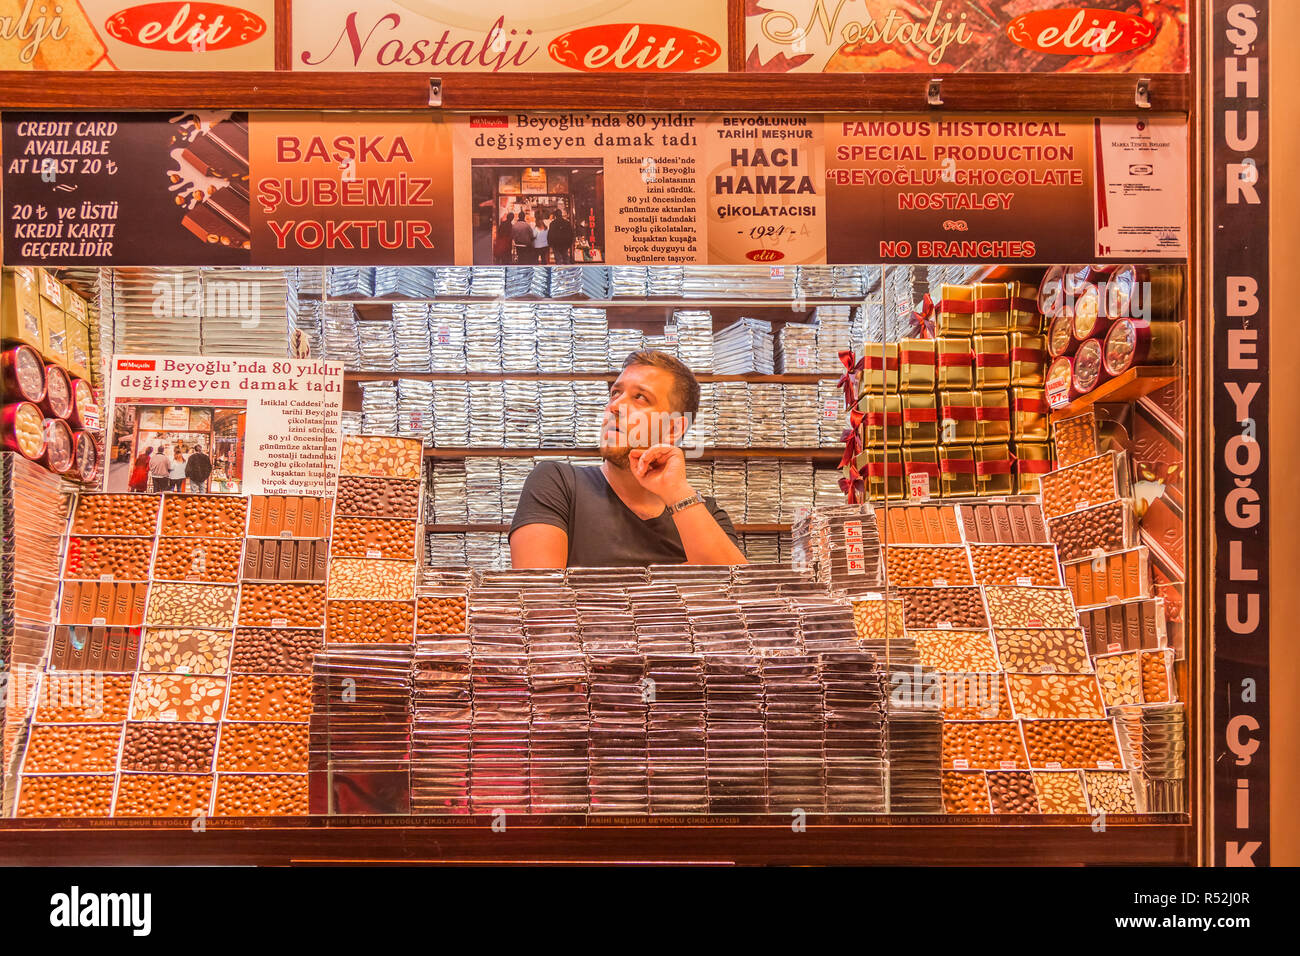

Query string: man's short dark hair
622 349 700 418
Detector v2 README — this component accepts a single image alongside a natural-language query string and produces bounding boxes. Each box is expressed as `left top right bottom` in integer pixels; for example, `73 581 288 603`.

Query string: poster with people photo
109 401 247 495
472 159 604 265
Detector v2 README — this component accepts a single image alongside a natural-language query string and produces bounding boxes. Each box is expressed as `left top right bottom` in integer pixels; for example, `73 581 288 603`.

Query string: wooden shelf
0 815 1193 866
1050 366 1181 421
426 522 793 534
346 371 833 384
0 72 1192 113
423 447 841 462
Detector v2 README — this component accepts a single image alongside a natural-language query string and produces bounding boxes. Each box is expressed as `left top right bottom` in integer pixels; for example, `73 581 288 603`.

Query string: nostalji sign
0 0 275 69
292 0 728 73
744 0 1188 74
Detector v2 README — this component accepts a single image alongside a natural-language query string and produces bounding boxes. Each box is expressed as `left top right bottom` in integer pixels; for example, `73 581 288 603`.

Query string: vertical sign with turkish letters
1213 0 1268 866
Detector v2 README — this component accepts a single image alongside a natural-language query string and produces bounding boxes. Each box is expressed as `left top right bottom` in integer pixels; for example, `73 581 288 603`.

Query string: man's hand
628 444 693 505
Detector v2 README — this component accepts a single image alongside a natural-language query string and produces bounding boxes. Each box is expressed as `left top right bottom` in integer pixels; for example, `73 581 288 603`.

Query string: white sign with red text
106 354 344 496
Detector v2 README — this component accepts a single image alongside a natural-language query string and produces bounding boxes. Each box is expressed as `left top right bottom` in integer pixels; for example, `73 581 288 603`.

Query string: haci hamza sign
293 0 727 72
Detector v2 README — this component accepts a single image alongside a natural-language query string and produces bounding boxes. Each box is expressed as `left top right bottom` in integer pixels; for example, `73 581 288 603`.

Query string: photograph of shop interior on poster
104 355 344 497
1 111 1187 267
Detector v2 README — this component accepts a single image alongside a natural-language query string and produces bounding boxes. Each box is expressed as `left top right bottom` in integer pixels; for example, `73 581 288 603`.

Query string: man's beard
600 444 632 469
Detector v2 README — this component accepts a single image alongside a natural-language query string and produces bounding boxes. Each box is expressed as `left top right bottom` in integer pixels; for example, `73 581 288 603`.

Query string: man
185 442 213 493
148 444 171 493
548 210 575 264
510 350 747 568
510 212 536 264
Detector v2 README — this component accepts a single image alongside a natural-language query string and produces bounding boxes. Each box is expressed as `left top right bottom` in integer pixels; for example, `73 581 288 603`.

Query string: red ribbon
838 349 863 408
903 460 941 476
838 431 860 470
864 355 900 371
941 405 978 421
866 412 903 426
974 352 1011 368
940 457 977 474
977 406 1011 421
940 299 975 314
938 352 972 367
903 407 937 422
900 348 937 366
1014 397 1050 414
1011 347 1047 363
1017 458 1055 474
973 297 1010 311
866 460 905 477
912 293 936 339
976 458 1014 475
838 474 862 504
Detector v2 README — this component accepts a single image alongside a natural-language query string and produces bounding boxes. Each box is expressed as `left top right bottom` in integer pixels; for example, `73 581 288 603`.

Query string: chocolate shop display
2 261 1188 836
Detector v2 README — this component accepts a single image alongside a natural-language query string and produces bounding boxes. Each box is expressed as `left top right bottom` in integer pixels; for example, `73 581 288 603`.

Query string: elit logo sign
1006 8 1157 56
49 886 152 937
547 23 722 72
104 2 268 52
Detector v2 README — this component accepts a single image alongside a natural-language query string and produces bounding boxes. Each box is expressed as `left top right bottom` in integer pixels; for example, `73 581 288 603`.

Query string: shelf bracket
428 77 443 108
1134 77 1151 110
926 78 943 108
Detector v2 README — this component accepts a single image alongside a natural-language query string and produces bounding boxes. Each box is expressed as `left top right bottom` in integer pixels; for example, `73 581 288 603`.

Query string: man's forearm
670 502 748 565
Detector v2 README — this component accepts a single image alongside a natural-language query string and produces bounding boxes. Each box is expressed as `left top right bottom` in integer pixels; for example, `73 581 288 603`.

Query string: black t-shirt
508 461 741 567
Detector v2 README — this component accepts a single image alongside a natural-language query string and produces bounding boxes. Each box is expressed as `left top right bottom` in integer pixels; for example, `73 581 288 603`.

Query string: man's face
600 364 685 468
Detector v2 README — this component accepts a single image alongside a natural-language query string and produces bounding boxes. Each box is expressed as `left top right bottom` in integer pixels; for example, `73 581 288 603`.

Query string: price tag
160 709 178 722
99 573 114 582
864 593 884 602
366 549 383 559
1076 499 1091 511
1046 378 1071 408
81 406 101 430
843 520 863 543
1026 618 1043 627
271 618 288 628
1016 576 1034 586
932 577 948 587
998 761 1017 771
908 472 931 501
175 664 191 675
822 400 840 420
795 346 810 368
91 617 107 627
1097 760 1116 770
280 530 294 539
1107 642 1122 653
437 327 451 346
1045 761 1062 770
769 266 786 279
1106 594 1121 604
936 621 952 630
951 759 969 770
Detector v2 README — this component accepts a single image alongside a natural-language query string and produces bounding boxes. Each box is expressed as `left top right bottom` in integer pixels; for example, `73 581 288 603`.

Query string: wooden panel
275 0 292 72
0 819 1193 866
0 72 1191 113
